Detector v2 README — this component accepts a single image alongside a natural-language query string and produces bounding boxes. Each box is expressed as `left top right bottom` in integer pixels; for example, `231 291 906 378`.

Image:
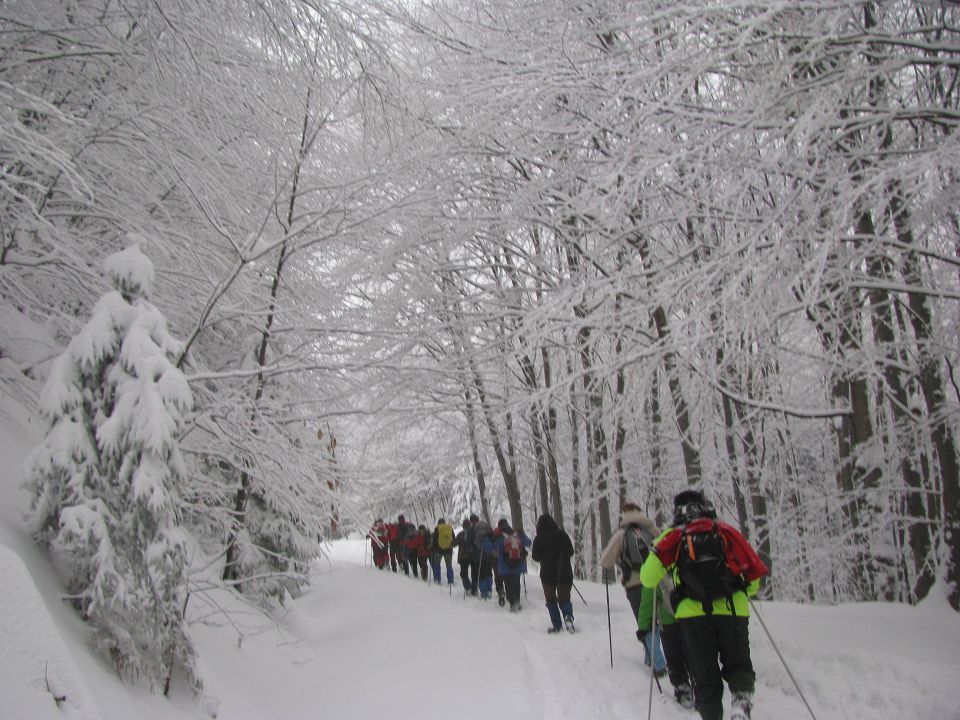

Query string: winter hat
497 518 512 533
672 489 716 525
438 518 446 525
469 513 479 523
398 514 405 523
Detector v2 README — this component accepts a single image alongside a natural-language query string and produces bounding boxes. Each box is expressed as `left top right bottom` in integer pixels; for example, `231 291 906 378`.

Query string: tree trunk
889 188 960 608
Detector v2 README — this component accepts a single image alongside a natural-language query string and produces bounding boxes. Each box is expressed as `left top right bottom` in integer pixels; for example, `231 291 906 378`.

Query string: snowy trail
271 543 960 720
267 546 709 720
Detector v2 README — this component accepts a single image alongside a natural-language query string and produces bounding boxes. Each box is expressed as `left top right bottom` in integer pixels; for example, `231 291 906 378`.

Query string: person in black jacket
454 518 475 593
531 513 576 633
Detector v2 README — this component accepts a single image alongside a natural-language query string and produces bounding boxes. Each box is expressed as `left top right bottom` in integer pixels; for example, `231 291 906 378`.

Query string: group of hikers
368 489 768 720
368 513 549 616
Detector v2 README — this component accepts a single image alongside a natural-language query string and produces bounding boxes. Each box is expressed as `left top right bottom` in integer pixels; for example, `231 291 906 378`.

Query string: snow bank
0 543 100 720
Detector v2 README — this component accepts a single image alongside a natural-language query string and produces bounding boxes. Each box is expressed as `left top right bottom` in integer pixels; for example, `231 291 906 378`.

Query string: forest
1 0 958 692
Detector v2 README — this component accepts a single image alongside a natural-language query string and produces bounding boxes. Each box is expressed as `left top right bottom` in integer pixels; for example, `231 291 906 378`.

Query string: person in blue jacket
485 518 531 612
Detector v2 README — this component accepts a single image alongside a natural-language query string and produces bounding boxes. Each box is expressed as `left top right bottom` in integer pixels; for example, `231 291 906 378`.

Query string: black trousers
679 615 754 720
661 623 690 690
503 574 522 605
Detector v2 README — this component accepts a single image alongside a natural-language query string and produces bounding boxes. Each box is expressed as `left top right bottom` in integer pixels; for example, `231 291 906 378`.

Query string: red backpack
503 532 524 568
655 518 768 613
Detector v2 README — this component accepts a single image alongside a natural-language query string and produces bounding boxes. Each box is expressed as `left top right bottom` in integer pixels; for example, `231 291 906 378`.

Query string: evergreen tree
24 243 199 694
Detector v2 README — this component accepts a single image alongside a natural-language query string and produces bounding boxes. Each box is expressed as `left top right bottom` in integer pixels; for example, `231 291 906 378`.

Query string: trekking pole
572 582 587 606
523 572 527 599
748 597 819 720
647 585 659 720
604 568 614 669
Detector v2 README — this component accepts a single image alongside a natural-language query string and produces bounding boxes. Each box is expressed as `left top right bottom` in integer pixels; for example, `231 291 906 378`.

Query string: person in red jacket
411 524 433 581
369 518 389 569
391 515 413 575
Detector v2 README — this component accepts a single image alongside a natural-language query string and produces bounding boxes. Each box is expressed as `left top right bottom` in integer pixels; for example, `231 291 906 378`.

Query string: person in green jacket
640 490 768 720
636 576 693 708
600 503 693 708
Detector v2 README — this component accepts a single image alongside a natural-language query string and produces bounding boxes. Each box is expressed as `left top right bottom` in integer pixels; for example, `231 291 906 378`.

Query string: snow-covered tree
24 244 198 694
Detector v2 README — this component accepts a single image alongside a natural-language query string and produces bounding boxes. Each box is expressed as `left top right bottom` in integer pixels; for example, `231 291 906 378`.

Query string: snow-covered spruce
23 244 199 694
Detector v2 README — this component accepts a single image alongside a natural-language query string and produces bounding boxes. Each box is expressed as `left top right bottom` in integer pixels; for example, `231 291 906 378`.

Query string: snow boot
730 692 752 720
547 627 564 634
674 684 694 709
498 594 506 607
547 602 563 632
560 600 575 633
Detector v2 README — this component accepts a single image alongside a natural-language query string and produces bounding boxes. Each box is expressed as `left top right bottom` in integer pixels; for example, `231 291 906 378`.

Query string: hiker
412 524 432 581
389 516 408 574
473 515 496 601
404 521 423 578
454 518 475 593
397 515 417 577
600 502 692 707
369 518 390 570
530 513 575 633
640 490 768 720
487 518 531 612
431 518 456 586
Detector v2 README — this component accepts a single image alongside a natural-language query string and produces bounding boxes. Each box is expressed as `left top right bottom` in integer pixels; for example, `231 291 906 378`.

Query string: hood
619 509 660 536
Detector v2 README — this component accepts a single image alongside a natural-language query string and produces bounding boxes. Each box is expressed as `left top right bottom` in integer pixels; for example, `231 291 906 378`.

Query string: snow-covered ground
2 310 960 720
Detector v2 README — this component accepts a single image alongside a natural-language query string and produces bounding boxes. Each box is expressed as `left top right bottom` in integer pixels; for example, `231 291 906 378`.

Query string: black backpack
674 522 745 614
619 523 654 576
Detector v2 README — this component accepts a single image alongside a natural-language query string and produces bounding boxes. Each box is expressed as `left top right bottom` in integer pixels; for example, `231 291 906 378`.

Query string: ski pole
748 597 819 720
604 568 613 669
572 582 587 606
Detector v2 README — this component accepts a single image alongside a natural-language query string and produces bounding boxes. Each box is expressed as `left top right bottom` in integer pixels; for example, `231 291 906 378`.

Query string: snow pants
477 553 494 598
503 573 522 607
459 556 474 592
432 549 454 584
415 554 429 580
679 615 754 720
541 582 573 630
661 623 691 691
